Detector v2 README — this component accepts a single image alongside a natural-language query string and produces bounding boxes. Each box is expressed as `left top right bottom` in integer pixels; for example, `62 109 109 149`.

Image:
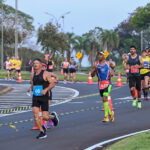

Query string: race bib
144 61 149 68
99 81 109 90
33 86 43 96
49 65 53 69
131 65 139 73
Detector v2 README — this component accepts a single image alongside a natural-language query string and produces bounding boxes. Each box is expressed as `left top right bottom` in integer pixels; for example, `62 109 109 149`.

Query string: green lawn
106 131 150 150
0 69 126 82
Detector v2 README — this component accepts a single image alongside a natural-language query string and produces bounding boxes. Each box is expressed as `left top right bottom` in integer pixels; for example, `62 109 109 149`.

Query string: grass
106 131 150 150
0 69 126 82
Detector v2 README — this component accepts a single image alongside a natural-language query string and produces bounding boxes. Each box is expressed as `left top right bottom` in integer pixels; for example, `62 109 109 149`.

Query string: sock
138 98 141 102
104 102 109 117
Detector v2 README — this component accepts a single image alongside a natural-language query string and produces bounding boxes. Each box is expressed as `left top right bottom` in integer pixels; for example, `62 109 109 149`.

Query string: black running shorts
63 68 69 74
129 76 141 91
32 96 49 111
140 72 150 80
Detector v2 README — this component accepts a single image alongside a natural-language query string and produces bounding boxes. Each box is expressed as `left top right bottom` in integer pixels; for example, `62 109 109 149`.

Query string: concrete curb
0 86 13 95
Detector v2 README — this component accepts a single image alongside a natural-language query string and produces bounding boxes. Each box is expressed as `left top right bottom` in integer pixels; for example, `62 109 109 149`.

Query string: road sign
104 50 109 58
76 52 83 59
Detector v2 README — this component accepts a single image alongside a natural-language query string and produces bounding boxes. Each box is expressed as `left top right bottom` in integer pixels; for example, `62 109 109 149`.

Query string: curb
0 86 13 96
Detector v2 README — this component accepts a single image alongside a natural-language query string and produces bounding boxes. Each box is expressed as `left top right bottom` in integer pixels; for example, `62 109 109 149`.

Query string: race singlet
99 80 109 90
63 62 69 68
131 65 139 73
33 86 43 96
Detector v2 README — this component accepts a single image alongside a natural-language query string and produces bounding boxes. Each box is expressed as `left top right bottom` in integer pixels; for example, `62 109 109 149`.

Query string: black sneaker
42 125 47 134
51 112 59 126
36 132 47 139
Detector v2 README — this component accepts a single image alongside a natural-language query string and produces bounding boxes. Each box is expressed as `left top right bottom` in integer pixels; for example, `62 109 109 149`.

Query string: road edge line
84 129 150 150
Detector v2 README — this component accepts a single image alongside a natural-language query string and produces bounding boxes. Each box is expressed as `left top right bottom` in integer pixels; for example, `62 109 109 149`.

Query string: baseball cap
97 51 104 55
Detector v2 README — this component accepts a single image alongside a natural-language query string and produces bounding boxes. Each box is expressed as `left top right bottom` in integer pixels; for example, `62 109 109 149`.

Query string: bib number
144 61 149 68
99 81 109 90
33 86 43 96
131 66 139 73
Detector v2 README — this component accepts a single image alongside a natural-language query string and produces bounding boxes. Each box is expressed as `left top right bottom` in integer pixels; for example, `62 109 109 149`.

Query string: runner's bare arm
27 75 33 92
91 65 97 77
42 72 55 95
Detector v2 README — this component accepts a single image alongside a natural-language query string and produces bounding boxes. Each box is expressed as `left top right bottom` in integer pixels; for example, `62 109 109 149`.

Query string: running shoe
102 116 109 123
137 102 142 109
144 97 148 101
51 112 59 126
132 99 137 107
109 111 115 122
36 132 47 139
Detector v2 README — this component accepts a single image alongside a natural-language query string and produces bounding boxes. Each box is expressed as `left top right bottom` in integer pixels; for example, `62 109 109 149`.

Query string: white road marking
84 129 150 150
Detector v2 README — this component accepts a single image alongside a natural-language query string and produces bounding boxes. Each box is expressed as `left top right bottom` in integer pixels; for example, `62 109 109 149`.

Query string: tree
100 30 119 52
65 32 76 61
37 22 67 55
73 35 86 69
0 1 34 48
131 3 150 30
83 28 102 66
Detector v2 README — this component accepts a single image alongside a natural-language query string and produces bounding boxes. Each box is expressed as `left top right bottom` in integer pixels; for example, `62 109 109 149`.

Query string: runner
91 51 115 123
122 54 129 84
9 56 16 80
28 58 59 139
15 56 22 80
124 46 143 109
140 50 150 100
69 57 77 83
62 58 70 84
46 54 54 72
3 57 11 80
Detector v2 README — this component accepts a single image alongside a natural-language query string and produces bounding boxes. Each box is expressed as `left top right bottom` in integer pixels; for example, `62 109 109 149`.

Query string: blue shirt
96 62 111 84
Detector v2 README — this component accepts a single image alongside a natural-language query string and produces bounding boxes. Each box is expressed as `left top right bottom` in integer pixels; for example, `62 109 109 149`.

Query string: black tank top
47 60 53 71
128 55 140 76
33 70 49 97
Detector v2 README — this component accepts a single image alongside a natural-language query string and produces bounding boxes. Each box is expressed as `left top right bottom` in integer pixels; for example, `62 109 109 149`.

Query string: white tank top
63 62 69 68
6 61 11 69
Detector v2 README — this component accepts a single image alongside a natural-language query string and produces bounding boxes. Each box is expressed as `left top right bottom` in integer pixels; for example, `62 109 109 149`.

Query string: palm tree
83 28 102 66
65 32 76 60
73 35 87 69
100 30 119 52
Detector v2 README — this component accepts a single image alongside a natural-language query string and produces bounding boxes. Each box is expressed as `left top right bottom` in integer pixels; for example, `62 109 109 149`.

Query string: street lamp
1 5 4 69
15 0 18 57
59 11 71 32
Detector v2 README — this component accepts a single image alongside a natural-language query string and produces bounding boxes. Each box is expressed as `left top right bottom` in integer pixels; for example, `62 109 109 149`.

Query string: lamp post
1 5 4 69
45 12 59 28
59 11 71 32
15 0 18 57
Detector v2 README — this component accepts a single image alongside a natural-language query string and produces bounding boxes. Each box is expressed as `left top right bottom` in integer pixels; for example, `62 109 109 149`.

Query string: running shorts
63 68 69 74
140 72 150 80
70 68 76 73
129 76 141 91
32 96 49 111
99 85 112 97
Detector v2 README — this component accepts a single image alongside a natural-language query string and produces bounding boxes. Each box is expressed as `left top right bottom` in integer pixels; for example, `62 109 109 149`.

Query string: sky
4 0 150 66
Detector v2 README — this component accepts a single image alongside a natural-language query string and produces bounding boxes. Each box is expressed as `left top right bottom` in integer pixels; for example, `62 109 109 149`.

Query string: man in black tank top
29 58 59 139
124 46 143 109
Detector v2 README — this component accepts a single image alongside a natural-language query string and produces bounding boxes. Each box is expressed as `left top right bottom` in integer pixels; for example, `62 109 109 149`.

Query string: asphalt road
0 81 150 150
